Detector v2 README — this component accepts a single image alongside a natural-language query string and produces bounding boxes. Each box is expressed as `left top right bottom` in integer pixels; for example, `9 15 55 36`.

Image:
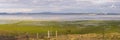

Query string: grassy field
0 20 120 34
0 20 120 40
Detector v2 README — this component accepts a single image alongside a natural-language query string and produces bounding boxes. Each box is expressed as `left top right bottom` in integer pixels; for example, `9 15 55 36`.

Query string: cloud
0 0 119 13
0 8 33 13
0 0 19 3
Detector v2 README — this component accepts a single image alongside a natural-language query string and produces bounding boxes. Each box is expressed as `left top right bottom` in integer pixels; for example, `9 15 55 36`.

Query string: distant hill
0 12 120 15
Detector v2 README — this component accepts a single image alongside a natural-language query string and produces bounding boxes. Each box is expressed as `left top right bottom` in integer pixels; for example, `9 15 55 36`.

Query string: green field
0 20 120 35
0 20 120 40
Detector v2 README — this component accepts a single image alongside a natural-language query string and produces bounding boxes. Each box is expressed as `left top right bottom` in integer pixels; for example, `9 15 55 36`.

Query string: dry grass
49 33 120 40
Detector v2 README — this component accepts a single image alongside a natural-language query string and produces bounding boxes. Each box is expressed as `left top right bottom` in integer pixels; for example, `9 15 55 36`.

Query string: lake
0 15 120 21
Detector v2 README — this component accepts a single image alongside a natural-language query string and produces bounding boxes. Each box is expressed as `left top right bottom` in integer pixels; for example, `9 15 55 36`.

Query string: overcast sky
0 0 120 13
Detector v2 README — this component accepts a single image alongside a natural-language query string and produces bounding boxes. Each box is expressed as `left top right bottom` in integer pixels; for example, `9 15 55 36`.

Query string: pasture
0 20 120 40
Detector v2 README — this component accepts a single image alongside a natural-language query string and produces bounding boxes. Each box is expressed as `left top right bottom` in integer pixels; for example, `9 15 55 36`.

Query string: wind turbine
111 4 117 8
110 0 117 8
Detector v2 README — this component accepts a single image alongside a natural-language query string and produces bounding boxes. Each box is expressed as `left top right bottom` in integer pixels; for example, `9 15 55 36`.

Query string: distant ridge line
0 13 120 15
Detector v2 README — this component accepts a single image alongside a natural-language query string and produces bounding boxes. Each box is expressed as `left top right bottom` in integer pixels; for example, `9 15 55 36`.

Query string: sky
0 0 120 13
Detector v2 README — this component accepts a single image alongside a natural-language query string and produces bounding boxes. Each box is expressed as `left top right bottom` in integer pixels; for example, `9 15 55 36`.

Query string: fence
0 31 120 40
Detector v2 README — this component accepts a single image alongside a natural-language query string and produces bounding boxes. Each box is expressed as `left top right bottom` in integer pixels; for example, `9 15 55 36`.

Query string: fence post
25 32 29 40
56 30 58 40
102 26 105 40
48 30 50 39
36 33 39 40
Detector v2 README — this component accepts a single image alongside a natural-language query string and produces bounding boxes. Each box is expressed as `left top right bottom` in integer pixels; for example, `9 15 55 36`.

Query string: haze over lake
0 14 120 21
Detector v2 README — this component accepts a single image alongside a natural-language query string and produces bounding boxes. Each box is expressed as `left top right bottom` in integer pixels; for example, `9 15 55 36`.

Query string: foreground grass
0 20 120 34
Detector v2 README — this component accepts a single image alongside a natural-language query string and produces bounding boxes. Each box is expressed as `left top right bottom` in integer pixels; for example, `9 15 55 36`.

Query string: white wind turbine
103 0 117 15
110 0 117 8
111 4 117 8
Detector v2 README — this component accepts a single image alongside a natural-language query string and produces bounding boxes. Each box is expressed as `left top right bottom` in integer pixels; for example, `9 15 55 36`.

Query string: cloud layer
0 0 120 13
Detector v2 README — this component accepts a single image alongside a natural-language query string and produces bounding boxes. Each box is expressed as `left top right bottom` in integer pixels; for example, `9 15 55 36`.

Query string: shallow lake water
0 15 120 21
